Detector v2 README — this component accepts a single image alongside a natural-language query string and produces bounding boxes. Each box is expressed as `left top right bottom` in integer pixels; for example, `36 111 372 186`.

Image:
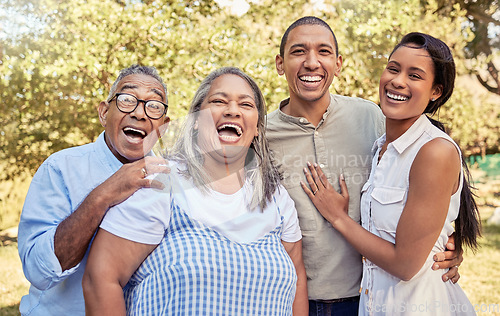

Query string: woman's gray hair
107 64 168 103
169 67 281 210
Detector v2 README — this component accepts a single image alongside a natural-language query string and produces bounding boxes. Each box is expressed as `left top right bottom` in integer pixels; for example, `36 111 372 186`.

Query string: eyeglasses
108 93 168 120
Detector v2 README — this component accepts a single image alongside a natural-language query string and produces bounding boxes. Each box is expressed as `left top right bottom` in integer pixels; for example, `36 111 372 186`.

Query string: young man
266 16 462 315
17 65 170 315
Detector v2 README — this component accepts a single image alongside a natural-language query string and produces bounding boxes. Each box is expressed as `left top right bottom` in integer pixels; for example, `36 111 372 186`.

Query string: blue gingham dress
123 199 298 315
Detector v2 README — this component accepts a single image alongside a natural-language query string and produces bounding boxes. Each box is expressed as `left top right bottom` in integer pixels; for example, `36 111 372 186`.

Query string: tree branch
465 8 500 26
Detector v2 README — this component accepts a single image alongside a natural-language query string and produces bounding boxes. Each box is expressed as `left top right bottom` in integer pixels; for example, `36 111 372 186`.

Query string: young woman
302 33 480 315
83 67 308 315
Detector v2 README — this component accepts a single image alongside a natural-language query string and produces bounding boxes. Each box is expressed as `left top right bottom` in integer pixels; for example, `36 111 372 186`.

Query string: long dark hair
391 32 481 253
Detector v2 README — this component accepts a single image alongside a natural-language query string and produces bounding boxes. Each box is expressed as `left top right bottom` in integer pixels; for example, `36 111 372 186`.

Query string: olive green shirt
266 94 385 300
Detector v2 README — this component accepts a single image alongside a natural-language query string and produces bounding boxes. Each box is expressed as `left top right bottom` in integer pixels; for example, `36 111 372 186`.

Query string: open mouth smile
217 123 243 142
299 75 322 83
123 126 147 140
386 91 409 101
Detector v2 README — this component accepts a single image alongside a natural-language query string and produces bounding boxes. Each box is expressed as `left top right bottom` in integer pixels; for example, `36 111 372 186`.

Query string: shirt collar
391 114 430 154
96 132 157 172
373 133 386 152
277 98 299 124
95 132 123 172
277 94 333 127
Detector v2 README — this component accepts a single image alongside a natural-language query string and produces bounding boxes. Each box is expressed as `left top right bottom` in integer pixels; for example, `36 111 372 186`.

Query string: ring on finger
313 189 318 195
141 167 147 178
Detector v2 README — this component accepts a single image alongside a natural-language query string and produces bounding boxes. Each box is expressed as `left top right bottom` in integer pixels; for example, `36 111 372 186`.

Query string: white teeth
300 75 321 82
124 127 146 136
387 92 408 101
218 124 242 136
219 135 240 141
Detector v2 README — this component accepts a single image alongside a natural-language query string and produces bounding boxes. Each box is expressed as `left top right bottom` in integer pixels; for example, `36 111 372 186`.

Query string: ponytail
455 156 481 254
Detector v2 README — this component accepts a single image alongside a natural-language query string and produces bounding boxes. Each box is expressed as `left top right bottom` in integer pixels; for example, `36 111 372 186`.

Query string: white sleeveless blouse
359 115 475 315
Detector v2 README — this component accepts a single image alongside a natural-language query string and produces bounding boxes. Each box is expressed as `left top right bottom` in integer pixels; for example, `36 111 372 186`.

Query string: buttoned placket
360 144 386 316
313 124 327 170
297 116 328 170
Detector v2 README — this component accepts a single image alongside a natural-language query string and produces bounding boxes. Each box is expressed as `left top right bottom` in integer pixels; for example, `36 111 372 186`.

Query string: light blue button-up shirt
18 132 123 315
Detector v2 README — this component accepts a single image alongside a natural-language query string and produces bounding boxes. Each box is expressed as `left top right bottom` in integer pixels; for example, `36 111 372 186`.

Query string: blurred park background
1 0 499 315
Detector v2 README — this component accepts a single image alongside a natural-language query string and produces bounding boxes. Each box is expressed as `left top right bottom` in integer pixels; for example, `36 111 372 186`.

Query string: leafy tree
433 0 500 95
328 0 500 155
0 0 220 179
428 0 500 154
441 83 500 156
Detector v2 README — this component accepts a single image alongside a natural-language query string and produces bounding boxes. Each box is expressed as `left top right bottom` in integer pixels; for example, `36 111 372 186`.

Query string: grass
1 169 499 315
460 206 500 315
459 169 500 315
0 241 29 316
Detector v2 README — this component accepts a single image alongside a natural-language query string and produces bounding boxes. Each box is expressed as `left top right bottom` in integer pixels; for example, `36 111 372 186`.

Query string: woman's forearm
331 213 417 280
83 229 157 315
282 239 308 315
293 261 309 315
83 275 126 316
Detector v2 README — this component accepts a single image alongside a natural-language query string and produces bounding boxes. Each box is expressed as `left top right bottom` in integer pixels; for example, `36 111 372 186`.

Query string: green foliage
331 0 468 99
433 0 500 95
1 0 499 180
441 87 500 156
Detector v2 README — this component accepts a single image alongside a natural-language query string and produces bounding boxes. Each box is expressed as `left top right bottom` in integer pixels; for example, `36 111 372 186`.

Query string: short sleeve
275 185 302 243
100 173 172 245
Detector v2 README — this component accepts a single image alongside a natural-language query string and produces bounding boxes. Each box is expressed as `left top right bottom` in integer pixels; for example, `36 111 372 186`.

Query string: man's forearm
54 188 110 271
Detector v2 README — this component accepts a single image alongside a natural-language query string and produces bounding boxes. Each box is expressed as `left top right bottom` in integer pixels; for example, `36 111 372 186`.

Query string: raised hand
99 156 170 209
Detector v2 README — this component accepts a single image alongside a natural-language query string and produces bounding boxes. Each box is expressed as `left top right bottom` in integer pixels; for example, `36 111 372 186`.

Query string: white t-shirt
101 162 302 244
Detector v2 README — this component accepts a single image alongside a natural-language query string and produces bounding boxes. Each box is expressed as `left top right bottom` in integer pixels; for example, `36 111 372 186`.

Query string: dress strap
273 195 281 216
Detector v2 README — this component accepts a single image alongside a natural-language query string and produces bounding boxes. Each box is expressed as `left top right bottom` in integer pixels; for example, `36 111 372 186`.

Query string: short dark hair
107 64 168 103
279 16 338 57
389 32 455 115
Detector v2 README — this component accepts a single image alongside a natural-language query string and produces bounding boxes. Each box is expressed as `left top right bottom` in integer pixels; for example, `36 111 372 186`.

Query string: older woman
83 67 307 315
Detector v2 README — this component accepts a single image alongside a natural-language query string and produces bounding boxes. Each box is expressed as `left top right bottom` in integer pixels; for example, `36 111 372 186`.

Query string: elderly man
18 64 170 315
